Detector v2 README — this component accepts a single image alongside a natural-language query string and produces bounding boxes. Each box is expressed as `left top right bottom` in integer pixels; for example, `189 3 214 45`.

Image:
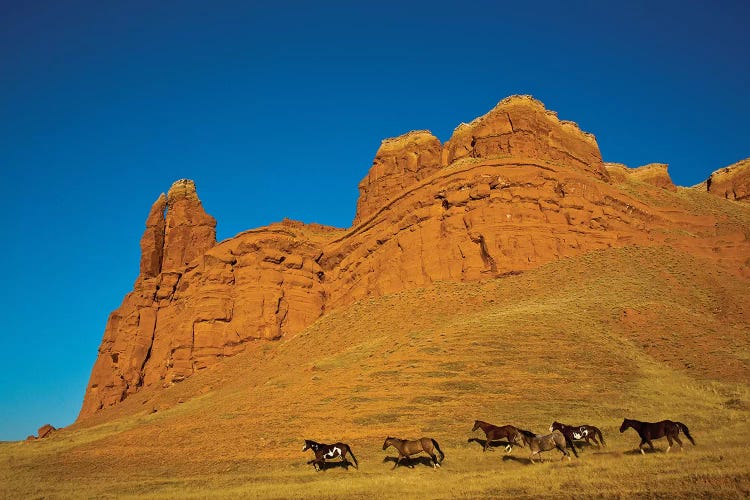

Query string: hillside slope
3 246 749 498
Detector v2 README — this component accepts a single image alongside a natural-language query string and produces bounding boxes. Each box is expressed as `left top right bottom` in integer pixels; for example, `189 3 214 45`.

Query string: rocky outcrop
707 158 750 201
80 212 341 417
354 131 442 225
80 180 218 416
26 424 56 441
163 179 217 271
442 95 609 182
79 96 750 421
606 163 676 191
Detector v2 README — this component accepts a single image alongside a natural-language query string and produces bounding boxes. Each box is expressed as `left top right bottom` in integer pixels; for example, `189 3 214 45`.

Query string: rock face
139 194 166 277
354 130 442 225
79 96 750 420
707 158 750 201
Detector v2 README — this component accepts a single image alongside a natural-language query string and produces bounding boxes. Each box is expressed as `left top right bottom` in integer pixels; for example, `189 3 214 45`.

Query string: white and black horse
550 421 606 449
302 439 359 471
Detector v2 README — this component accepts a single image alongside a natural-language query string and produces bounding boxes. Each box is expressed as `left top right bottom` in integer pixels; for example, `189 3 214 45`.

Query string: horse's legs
392 455 402 469
673 434 683 451
639 439 647 455
665 434 673 453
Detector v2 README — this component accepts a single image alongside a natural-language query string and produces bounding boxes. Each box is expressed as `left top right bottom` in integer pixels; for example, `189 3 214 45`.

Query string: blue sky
1 0 748 440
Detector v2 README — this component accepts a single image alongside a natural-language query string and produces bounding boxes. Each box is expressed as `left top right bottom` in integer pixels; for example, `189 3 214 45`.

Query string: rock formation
354 130 442 225
79 96 750 420
707 158 750 201
605 163 676 191
26 424 56 441
442 95 609 181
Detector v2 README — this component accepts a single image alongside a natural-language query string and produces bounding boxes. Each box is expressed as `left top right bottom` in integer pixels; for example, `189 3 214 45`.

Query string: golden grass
2 246 749 498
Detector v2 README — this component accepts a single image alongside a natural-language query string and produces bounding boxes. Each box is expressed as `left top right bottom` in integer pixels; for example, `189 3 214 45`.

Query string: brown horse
549 421 606 449
383 436 445 469
620 418 695 454
471 420 525 453
520 430 578 463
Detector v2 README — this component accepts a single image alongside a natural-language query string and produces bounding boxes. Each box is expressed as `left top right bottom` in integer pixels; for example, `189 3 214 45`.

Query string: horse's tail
563 433 579 458
675 422 695 445
431 438 445 463
345 445 359 469
594 426 606 447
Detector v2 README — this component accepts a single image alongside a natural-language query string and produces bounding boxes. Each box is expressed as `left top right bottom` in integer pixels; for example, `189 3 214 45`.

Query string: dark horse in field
519 429 578 463
619 418 695 454
549 421 606 449
471 420 526 453
302 439 359 471
383 436 445 469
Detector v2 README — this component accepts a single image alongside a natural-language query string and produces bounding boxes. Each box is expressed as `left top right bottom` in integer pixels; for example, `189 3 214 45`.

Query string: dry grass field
2 245 749 498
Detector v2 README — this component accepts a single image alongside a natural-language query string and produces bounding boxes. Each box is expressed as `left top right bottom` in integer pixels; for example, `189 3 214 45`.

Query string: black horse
549 421 606 449
302 439 359 471
619 418 695 454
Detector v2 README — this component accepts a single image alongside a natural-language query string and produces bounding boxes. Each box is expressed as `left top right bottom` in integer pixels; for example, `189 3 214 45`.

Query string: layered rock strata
79 96 750 420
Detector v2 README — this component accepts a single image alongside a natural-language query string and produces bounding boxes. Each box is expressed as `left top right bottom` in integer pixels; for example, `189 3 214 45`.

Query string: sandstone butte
78 95 750 420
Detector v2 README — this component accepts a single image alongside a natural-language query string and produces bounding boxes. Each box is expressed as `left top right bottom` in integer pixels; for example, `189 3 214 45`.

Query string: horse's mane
518 429 536 438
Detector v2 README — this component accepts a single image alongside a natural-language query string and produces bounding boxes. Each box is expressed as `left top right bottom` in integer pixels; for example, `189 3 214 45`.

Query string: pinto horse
619 418 695 454
549 421 606 449
519 429 578 463
302 439 359 471
471 420 525 453
383 436 445 469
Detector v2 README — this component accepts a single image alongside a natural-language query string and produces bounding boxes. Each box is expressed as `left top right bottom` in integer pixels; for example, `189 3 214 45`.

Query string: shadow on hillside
570 441 603 452
622 447 665 456
467 437 517 451
307 459 357 471
382 456 438 469
501 454 534 465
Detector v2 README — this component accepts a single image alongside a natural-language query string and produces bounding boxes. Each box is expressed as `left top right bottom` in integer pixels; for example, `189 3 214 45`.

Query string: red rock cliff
79 96 750 420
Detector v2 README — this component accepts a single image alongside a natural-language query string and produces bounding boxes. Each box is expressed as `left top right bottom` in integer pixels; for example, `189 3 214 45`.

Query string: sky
1 0 748 440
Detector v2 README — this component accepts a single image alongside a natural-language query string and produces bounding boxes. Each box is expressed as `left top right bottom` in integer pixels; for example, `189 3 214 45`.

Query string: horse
471 420 525 453
619 418 695 454
302 439 359 471
549 421 606 449
382 436 445 469
519 429 578 463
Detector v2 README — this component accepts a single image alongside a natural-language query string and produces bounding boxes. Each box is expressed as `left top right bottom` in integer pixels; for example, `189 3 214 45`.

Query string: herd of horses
303 418 695 471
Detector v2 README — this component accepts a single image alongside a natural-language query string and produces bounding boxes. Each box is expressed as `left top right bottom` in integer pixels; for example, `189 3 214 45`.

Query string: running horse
302 439 359 471
383 436 445 469
471 420 525 453
619 418 695 454
519 429 578 463
549 421 606 449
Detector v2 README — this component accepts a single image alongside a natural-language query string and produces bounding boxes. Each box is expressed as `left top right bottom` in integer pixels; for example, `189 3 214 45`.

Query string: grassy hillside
2 246 749 498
